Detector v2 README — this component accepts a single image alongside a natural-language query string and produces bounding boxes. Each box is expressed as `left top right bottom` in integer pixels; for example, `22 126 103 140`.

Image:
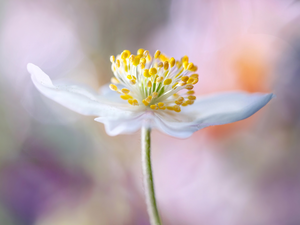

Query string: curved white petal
28 63 133 117
95 112 152 136
154 92 274 138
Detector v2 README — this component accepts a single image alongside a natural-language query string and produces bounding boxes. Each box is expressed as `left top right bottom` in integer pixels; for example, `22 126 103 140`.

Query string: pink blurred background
0 0 300 224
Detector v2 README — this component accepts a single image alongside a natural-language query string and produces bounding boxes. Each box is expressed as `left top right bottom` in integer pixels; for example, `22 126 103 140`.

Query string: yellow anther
110 55 115 63
143 50 149 57
181 76 189 82
137 48 144 55
188 96 196 100
185 84 194 90
116 59 120 67
127 75 132 80
149 68 157 75
183 61 189 70
186 90 195 95
182 102 188 107
121 51 129 60
181 55 189 63
177 97 184 102
143 69 151 78
173 105 181 112
169 57 175 67
146 54 151 61
109 84 118 91
140 58 146 64
121 88 130 94
152 92 158 98
111 77 120 84
133 99 139 106
176 61 182 69
190 74 199 79
133 76 136 80
190 65 198 72
140 63 145 69
187 62 194 70
175 100 183 105
163 78 172 85
158 102 164 108
160 106 166 110
124 50 131 56
163 61 169 70
154 50 161 59
157 62 163 68
192 78 198 84
150 105 158 110
145 96 152 103
142 99 149 106
156 76 163 83
172 82 178 88
186 100 194 105
178 81 186 86
187 77 195 84
133 56 140 66
120 94 133 100
129 55 135 62
173 93 179 98
147 81 152 88
159 53 169 61
128 99 133 105
130 79 136 85
167 106 174 111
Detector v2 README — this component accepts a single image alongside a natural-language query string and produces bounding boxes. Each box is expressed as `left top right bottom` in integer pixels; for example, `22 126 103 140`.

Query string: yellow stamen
156 76 163 83
158 102 164 108
142 99 149 106
187 96 196 100
120 94 133 100
164 61 169 70
154 50 161 59
149 68 157 76
110 55 115 63
127 75 132 80
121 88 130 94
109 84 118 91
163 78 172 85
186 90 195 95
152 92 158 98
130 80 136 85
181 76 189 82
150 104 158 110
137 48 144 55
185 84 194 90
147 81 152 88
173 105 181 112
169 57 175 67
186 77 195 84
144 69 151 78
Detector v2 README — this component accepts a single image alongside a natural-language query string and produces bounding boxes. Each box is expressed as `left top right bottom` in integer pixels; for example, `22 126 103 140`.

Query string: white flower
27 49 274 138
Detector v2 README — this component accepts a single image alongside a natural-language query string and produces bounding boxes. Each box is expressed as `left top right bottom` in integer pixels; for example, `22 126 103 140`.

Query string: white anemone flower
28 49 274 225
27 49 273 138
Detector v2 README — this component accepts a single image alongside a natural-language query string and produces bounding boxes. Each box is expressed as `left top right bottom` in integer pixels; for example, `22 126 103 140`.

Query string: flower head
109 49 198 112
28 49 274 138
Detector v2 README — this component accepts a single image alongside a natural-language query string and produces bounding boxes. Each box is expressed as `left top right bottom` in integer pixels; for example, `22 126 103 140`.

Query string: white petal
95 112 152 136
28 63 133 117
154 92 274 138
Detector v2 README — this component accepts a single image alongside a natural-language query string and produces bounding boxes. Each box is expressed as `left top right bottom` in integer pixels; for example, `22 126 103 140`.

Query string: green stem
141 127 162 225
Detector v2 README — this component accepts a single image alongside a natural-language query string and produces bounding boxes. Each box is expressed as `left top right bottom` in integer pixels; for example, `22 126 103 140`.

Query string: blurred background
0 0 299 224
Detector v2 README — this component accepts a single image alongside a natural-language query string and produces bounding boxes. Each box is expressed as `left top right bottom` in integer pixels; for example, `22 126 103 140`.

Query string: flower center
109 49 198 113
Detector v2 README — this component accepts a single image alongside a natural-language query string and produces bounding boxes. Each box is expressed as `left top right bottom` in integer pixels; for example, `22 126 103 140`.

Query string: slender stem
141 127 162 225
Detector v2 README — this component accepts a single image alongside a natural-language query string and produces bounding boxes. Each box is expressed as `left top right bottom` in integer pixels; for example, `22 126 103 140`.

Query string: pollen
109 49 199 111
163 79 172 85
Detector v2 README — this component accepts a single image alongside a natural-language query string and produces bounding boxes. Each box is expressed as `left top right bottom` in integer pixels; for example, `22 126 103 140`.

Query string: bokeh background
0 0 299 224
